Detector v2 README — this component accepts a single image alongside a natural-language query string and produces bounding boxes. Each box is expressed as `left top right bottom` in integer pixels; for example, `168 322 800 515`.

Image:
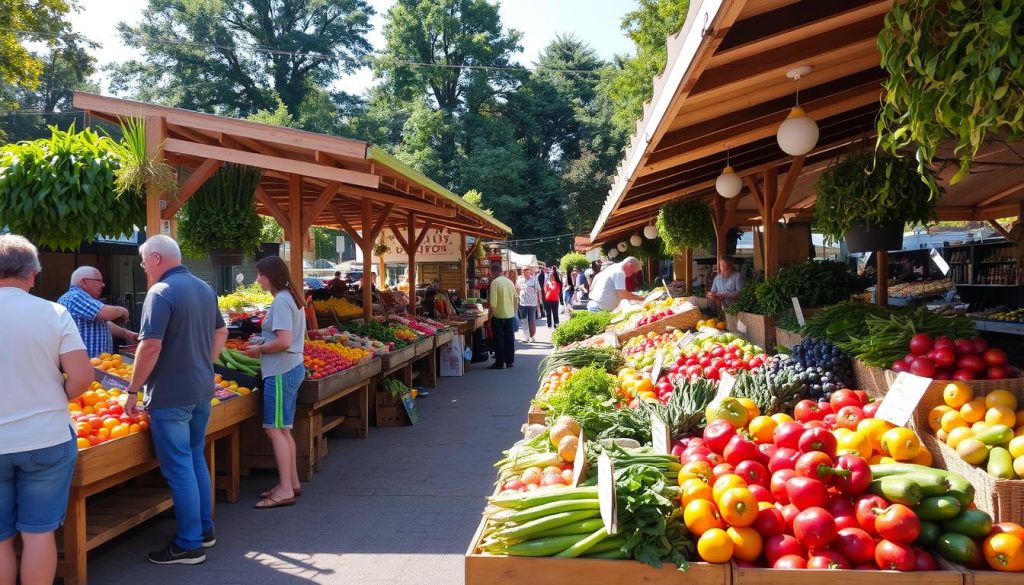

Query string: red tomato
824 494 855 519
753 506 787 537
807 551 850 570
764 534 805 566
875 540 916 571
874 504 921 544
794 400 824 423
793 507 837 549
748 484 773 503
852 390 870 405
862 401 880 418
956 353 985 373
822 414 837 429
952 368 976 381
769 448 800 475
712 463 736 482
833 454 872 496
932 347 956 368
724 434 762 466
910 357 937 378
780 504 800 532
735 460 769 487
795 451 836 484
773 422 806 450
835 406 865 431
891 359 910 373
770 468 797 504
909 333 933 356
704 419 737 453
971 338 989 354
835 527 876 564
786 476 829 510
934 336 955 350
774 555 808 569
798 428 837 457
830 389 863 411
835 514 860 531
985 366 1009 380
854 494 890 536
913 548 938 571
816 401 835 416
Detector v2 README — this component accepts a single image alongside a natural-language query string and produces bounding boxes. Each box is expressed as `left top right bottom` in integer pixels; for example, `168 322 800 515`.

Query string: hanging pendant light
776 66 818 156
608 248 620 258
716 146 742 199
643 224 658 239
617 241 628 252
629 233 642 247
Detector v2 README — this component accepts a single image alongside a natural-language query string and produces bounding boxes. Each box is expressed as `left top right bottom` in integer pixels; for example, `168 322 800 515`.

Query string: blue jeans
149 402 214 551
0 434 77 540
518 305 537 336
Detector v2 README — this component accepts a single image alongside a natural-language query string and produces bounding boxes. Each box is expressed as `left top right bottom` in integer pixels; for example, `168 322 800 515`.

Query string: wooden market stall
587 0 1024 303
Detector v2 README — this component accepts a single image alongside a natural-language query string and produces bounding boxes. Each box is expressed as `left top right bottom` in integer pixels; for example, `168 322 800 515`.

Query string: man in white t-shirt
587 257 645 311
516 267 542 342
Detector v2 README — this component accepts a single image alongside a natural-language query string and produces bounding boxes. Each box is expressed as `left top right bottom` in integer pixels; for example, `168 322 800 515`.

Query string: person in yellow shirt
487 263 517 370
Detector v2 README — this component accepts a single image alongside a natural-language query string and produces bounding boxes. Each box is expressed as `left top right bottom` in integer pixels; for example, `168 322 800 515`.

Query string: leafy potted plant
656 199 715 255
177 163 264 265
559 252 590 274
373 235 391 257
813 151 938 253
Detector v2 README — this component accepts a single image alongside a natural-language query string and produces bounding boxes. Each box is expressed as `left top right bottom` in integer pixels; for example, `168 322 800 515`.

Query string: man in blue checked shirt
57 266 138 357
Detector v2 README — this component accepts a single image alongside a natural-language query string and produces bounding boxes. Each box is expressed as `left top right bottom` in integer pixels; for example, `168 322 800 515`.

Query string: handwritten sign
737 319 748 334
677 330 698 350
875 372 933 427
570 430 587 487
651 413 671 455
650 350 665 383
716 371 737 399
597 451 618 535
930 248 951 276
792 297 806 327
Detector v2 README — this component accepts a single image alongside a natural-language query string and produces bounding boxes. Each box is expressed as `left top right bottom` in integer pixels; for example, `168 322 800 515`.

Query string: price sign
716 371 737 399
661 278 673 299
651 413 671 455
930 248 951 276
677 330 697 350
792 297 806 327
597 451 618 534
737 319 748 334
570 430 588 487
875 372 933 426
650 350 665 383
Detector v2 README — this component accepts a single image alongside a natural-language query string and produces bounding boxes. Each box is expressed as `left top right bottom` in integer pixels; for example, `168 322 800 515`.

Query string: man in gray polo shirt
125 235 228 565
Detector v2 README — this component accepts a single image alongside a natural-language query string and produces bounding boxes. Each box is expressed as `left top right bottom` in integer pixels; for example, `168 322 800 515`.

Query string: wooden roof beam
255 185 291 234
162 138 380 189
979 179 1024 207
773 156 805 219
332 204 364 248
301 182 342 232
333 184 454 216
162 159 222 220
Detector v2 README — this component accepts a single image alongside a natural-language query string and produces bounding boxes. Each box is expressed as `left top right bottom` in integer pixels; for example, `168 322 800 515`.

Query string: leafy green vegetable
656 199 714 255
732 368 805 416
596 378 717 444
551 311 613 346
614 464 692 571
800 301 890 343
538 347 624 382
177 163 264 259
538 366 617 437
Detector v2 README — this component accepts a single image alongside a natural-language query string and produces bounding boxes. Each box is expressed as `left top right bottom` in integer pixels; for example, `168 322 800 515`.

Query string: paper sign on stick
791 297 806 327
650 350 665 383
651 413 671 455
597 451 617 535
875 372 933 427
930 248 951 276
716 371 737 399
570 430 588 487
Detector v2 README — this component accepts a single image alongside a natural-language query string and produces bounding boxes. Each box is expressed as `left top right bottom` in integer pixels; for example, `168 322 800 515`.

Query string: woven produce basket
896 374 1024 524
610 303 701 343
854 359 890 398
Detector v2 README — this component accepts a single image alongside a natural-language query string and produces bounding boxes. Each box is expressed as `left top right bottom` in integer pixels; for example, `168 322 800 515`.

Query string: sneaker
487 363 505 370
202 531 216 548
148 543 206 565
506 363 514 368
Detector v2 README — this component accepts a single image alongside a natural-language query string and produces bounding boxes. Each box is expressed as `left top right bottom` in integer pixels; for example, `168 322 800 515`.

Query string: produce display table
241 360 379 480
435 328 454 348
58 391 259 585
412 336 438 389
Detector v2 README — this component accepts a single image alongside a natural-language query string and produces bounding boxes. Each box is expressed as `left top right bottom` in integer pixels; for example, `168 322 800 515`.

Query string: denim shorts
262 363 305 429
0 434 78 540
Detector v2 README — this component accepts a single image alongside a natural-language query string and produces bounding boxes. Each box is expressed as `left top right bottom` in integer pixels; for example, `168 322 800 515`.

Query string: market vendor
896 256 916 284
587 256 645 312
58 266 138 357
707 257 743 305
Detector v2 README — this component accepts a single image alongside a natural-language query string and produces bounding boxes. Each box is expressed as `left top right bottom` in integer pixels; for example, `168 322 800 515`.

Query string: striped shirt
58 285 112 357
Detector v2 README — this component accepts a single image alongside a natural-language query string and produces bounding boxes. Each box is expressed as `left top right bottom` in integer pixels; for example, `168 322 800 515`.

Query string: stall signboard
376 229 461 263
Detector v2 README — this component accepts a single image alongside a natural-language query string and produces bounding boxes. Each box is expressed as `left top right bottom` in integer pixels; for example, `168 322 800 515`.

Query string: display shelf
974 320 1024 336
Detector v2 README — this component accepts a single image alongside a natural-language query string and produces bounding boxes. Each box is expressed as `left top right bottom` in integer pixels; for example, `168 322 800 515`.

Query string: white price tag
875 372 933 427
791 297 806 327
651 413 671 455
570 430 587 487
597 451 617 535
716 371 737 399
930 248 951 276
649 350 665 383
737 319 748 334
677 330 697 350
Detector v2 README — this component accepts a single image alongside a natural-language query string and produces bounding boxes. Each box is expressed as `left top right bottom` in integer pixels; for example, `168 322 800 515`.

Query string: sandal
254 494 297 509
259 487 301 498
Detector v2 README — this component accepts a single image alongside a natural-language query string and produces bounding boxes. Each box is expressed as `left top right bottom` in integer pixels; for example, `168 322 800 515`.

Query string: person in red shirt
543 268 562 328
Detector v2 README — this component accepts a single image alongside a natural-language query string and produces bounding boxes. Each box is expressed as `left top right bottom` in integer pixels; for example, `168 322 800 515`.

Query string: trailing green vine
177 163 264 259
877 1 1024 184
656 199 714 254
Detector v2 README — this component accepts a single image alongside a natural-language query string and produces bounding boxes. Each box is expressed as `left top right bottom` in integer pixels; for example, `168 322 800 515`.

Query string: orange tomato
697 528 734 563
991 523 1024 541
943 381 973 409
81 390 101 406
684 499 725 536
681 460 712 481
928 405 953 432
982 533 1024 572
75 437 90 449
881 427 921 461
960 399 987 424
910 447 933 466
985 406 1017 427
770 413 794 425
110 424 129 439
74 422 91 438
836 430 873 458
712 474 748 503
102 418 119 431
736 397 760 421
946 427 975 449
748 416 777 444
718 487 758 527
985 390 1018 411
727 526 763 562
680 481 714 506
941 409 968 433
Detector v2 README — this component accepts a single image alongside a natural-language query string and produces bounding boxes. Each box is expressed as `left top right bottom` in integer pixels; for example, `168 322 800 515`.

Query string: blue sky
72 0 639 95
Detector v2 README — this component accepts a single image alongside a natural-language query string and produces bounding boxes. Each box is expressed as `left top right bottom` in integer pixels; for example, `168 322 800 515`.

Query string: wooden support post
407 211 417 314
378 255 386 288
361 200 373 319
459 233 469 298
877 251 889 307
684 249 693 295
762 167 779 277
288 175 304 294
145 116 168 236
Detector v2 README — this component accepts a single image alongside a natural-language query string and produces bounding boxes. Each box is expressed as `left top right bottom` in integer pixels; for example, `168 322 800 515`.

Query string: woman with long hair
543 268 562 328
245 257 306 508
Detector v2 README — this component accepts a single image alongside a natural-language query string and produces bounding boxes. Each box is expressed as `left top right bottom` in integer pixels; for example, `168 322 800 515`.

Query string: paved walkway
88 326 554 585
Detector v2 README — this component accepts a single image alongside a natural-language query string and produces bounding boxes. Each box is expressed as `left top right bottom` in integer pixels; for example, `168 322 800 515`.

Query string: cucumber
973 425 1014 447
941 508 994 540
946 490 973 508
869 463 949 478
944 475 974 502
915 520 942 548
986 447 1015 479
870 476 923 506
891 472 951 496
914 495 962 521
934 532 978 566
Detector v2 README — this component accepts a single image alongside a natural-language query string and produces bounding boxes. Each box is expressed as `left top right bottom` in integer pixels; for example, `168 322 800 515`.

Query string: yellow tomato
941 409 968 433
76 437 91 449
836 430 873 458
858 418 894 453
911 447 933 466
986 406 1017 427
712 474 748 504
770 413 794 425
943 381 974 409
727 526 763 562
680 481 714 506
697 528 734 563
736 397 760 421
881 427 921 461
684 499 725 536
985 390 1018 411
748 416 778 444
68 402 82 412
946 427 975 449
1009 436 1024 459
960 399 987 424
973 421 992 434
929 405 954 432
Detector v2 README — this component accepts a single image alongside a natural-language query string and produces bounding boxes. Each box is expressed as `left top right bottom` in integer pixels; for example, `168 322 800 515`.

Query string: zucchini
870 476 923 506
974 425 1014 447
914 495 962 521
986 446 1015 479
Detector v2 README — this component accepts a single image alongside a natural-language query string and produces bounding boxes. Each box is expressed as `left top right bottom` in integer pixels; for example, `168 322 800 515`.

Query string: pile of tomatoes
303 340 372 379
667 342 770 383
892 333 1015 381
536 366 578 400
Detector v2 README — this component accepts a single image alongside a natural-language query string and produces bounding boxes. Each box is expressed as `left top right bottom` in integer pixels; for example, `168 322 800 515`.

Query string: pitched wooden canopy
590 0 1024 249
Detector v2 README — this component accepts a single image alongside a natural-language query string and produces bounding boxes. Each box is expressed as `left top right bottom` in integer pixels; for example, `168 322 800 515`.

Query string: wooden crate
727 312 776 351
610 304 702 344
466 517 730 585
527 404 546 425
375 390 409 426
730 560 963 585
382 343 416 370
435 328 454 348
775 327 803 350
297 358 381 403
414 336 435 356
959 567 1024 585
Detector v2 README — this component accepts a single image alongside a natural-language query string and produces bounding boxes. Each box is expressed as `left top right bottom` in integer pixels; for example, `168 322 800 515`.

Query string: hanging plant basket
209 248 245 266
844 222 904 254
255 242 281 261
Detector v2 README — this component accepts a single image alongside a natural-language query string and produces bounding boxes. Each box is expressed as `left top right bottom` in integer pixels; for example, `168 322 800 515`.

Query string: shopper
516 267 542 342
487 263 517 370
245 256 306 509
543 268 562 328
707 256 744 306
58 266 138 357
125 235 228 565
587 256 645 312
0 234 92 585
537 267 547 320
564 269 577 311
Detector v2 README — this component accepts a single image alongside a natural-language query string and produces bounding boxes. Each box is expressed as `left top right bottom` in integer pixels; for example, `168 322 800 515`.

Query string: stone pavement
87 326 555 585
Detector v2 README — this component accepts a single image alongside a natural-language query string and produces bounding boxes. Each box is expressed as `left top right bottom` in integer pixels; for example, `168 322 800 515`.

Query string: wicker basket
894 374 1024 524
609 304 701 343
854 359 890 399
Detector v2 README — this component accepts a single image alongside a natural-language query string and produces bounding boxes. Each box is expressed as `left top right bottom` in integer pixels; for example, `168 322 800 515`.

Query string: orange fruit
986 406 1017 427
941 409 968 433
943 382 973 409
680 481 714 506
76 437 91 449
960 399 987 424
727 526 763 562
881 427 921 461
684 499 724 536
929 405 954 431
748 416 777 444
697 528 734 563
985 390 1018 411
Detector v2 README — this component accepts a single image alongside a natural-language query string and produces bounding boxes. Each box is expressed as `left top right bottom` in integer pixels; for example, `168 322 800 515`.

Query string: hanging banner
377 229 461 263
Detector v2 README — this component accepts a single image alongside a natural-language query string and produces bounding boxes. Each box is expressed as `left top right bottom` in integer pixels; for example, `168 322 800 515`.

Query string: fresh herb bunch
799 301 891 344
595 378 717 444
656 199 714 255
538 366 617 438
613 464 692 570
813 151 937 244
539 347 624 383
732 367 806 416
552 311 613 346
836 306 977 367
754 279 790 316
724 280 762 315
775 260 857 308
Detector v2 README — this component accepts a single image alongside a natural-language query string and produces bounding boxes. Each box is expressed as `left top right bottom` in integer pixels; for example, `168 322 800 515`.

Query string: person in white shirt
516 267 542 342
708 257 744 305
587 257 645 311
0 234 93 585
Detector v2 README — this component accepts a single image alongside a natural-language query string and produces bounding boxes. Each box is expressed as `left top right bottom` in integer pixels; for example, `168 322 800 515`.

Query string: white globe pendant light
608 248 620 258
776 66 819 156
715 166 742 198
630 234 642 247
617 241 628 252
643 224 658 239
